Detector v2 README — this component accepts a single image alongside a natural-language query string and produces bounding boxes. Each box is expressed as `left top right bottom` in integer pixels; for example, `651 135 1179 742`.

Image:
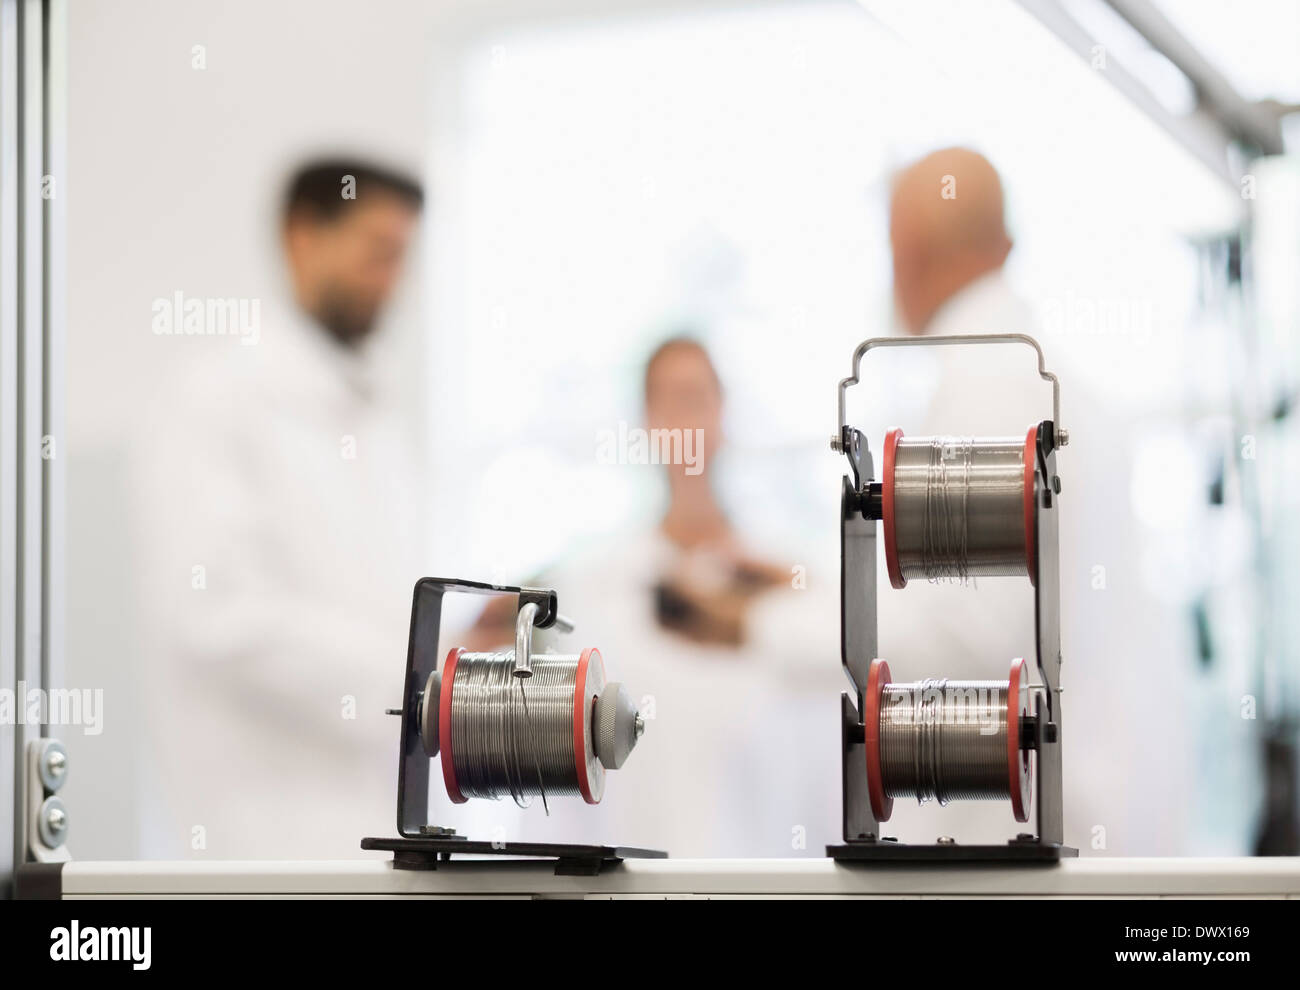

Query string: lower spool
865 657 1032 824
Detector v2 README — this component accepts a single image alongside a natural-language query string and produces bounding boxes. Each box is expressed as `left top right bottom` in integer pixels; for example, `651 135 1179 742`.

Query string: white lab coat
478 527 844 858
131 299 425 859
870 272 1191 854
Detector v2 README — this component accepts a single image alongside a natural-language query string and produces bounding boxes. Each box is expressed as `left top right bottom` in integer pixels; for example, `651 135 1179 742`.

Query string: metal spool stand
362 577 666 876
826 334 1078 863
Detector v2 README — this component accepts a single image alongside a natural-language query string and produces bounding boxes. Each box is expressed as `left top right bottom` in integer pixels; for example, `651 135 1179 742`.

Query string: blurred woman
465 337 842 856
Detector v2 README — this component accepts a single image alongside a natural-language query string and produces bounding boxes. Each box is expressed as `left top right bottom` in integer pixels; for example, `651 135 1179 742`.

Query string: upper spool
882 426 1039 589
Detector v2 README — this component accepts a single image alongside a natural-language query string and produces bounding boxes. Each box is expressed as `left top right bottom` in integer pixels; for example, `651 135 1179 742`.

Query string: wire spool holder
826 334 1078 863
361 577 666 875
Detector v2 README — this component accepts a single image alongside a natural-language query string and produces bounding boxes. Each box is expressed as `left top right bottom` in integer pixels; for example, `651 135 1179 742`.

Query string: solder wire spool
418 647 643 809
865 657 1032 824
882 426 1039 589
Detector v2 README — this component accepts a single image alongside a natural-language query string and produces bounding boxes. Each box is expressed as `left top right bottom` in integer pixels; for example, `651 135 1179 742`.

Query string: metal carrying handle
835 333 1066 446
513 601 575 678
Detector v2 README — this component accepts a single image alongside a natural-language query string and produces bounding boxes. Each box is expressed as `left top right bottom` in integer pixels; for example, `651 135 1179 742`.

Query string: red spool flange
864 658 894 822
439 647 467 804
1007 656 1032 823
574 647 604 805
1023 426 1038 587
882 429 906 590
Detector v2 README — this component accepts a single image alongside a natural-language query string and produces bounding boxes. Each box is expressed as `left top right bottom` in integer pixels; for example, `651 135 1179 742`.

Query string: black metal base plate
361 837 667 876
827 841 1077 864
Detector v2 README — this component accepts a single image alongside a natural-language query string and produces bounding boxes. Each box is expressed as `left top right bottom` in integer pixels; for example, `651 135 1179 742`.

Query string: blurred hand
654 544 787 647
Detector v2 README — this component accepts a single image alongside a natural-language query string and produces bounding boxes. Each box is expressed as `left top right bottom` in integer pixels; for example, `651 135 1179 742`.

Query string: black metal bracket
360 837 666 876
394 577 561 839
826 841 1072 863
373 576 668 868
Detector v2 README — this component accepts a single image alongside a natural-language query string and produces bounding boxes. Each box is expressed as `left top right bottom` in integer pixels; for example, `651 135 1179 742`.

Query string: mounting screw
38 740 68 793
1057 428 1070 447
830 434 844 453
418 825 457 837
38 796 68 848
937 836 956 845
1051 475 1062 494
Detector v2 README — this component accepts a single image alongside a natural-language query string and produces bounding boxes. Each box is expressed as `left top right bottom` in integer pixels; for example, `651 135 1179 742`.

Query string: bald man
890 147 1017 336
884 148 1040 456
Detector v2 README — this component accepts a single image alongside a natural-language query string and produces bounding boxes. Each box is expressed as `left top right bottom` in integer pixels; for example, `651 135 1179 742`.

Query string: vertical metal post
840 476 879 842
42 0 65 712
0 0 20 900
1033 442 1065 845
14 0 46 872
0 0 62 896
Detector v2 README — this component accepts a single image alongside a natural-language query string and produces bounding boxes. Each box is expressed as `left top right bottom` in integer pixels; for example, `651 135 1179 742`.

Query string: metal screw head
1057 428 1070 447
936 836 956 845
830 434 844 453
38 740 69 793
634 713 645 739
38 796 68 848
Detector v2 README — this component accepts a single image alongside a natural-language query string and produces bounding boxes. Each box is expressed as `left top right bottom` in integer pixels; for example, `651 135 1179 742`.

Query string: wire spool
882 426 1039 589
418 647 643 809
864 657 1032 824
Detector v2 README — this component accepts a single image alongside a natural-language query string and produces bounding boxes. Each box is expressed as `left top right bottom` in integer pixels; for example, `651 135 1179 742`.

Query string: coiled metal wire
878 677 1014 805
892 435 1028 583
448 651 583 808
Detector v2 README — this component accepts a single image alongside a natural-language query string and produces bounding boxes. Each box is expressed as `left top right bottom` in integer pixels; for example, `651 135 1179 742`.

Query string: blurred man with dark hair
281 161 423 346
134 159 426 858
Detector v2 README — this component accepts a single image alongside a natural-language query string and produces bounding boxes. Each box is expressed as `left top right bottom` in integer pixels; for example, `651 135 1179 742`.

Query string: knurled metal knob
593 682 641 771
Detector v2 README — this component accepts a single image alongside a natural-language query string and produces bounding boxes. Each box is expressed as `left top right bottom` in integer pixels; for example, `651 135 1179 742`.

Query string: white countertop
61 856 1300 898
